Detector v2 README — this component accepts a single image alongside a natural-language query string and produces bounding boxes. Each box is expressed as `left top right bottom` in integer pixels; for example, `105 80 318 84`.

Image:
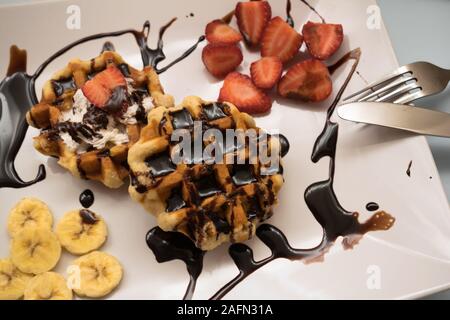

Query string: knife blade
337 102 450 137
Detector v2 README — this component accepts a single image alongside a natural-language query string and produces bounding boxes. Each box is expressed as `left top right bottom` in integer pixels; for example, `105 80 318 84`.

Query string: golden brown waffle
128 96 284 250
26 51 174 188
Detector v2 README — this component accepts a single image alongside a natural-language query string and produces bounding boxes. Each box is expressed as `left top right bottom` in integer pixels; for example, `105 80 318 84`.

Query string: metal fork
344 62 450 104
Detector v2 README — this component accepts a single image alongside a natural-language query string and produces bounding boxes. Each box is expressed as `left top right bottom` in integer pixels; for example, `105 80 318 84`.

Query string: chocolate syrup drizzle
0 0 396 300
146 227 204 300
209 48 395 300
144 2 394 301
79 209 99 225
406 160 412 177
101 41 115 53
0 46 46 188
0 20 204 189
146 49 395 300
366 202 379 212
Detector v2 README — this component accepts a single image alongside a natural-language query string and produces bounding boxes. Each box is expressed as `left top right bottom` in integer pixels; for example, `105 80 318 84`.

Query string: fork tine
343 72 401 101
357 76 415 102
393 90 424 104
375 82 421 102
343 66 410 101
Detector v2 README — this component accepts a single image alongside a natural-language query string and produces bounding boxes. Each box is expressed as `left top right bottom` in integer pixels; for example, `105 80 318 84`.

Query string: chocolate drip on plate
406 160 412 177
286 0 294 27
145 151 176 177
0 47 45 188
366 202 379 212
146 227 205 300
299 0 326 23
202 102 227 121
79 209 98 225
210 48 395 300
79 189 95 209
104 86 128 113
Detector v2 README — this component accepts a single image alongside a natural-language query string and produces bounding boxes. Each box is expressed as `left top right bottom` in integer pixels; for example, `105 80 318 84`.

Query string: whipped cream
58 78 152 153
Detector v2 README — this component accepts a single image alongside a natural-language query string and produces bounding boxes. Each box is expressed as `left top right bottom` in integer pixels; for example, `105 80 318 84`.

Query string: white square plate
1 0 450 299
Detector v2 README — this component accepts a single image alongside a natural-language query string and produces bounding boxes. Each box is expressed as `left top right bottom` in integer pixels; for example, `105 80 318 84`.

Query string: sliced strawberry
82 65 126 107
250 56 283 90
302 21 343 60
218 72 272 114
261 17 303 63
235 0 272 46
94 65 126 90
278 59 332 102
205 19 243 44
82 79 110 107
202 43 243 78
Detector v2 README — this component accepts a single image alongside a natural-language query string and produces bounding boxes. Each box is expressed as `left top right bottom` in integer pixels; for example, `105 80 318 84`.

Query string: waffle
26 51 174 188
128 96 284 250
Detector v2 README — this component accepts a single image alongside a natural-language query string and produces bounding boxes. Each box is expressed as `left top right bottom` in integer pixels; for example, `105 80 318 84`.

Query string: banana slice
24 272 72 300
0 258 32 300
8 198 53 237
56 209 108 255
10 228 61 274
71 251 122 298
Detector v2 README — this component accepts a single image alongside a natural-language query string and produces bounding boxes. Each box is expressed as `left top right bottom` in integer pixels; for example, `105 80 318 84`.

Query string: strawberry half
235 0 272 46
302 21 344 60
202 43 243 78
82 65 126 107
218 72 272 114
278 59 332 102
205 19 243 45
261 16 303 63
95 65 127 89
82 79 110 108
250 56 282 90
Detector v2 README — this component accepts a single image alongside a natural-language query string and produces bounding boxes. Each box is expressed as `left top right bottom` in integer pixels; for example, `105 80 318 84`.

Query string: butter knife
337 102 450 137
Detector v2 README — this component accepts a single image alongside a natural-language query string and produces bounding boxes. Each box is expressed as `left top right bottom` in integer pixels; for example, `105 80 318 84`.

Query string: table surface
1 0 449 300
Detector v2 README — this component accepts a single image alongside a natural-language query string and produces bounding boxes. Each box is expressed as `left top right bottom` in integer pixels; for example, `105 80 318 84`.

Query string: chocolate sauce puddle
0 20 204 189
143 2 394 300
146 227 205 300
79 189 95 209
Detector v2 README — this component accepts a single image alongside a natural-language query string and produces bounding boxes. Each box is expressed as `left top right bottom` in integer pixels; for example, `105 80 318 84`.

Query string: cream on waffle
26 51 174 188
128 96 284 250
